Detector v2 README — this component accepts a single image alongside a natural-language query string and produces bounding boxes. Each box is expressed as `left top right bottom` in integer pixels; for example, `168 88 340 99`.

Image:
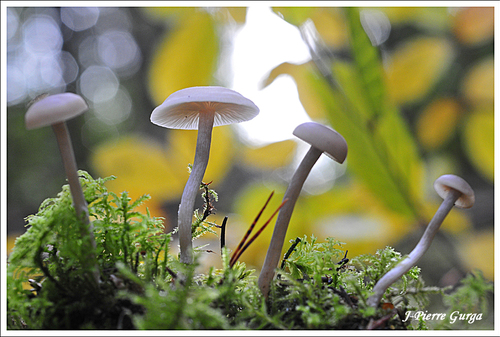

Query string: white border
1 2 498 336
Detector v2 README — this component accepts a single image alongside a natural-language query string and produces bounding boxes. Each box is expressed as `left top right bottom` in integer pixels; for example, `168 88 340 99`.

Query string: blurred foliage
386 36 455 105
263 6 494 279
7 5 494 292
147 9 219 105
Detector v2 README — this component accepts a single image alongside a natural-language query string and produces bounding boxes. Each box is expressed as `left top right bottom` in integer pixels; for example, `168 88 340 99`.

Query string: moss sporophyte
7 171 492 330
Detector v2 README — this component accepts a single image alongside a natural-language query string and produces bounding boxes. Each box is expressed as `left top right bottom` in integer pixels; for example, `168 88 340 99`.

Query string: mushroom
150 86 259 264
367 174 475 308
25 92 100 286
258 122 348 297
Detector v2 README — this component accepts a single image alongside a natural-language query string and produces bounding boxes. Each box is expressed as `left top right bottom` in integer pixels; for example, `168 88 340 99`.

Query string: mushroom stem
366 188 461 308
52 122 89 221
258 146 323 298
177 112 215 264
52 121 100 286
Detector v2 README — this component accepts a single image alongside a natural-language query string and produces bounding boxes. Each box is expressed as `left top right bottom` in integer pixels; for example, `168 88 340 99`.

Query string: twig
200 181 216 223
280 237 302 269
220 216 228 253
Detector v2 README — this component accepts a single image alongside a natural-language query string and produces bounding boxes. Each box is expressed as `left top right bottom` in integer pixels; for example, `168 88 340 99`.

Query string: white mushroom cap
293 122 348 163
150 86 260 130
434 174 475 208
25 93 88 130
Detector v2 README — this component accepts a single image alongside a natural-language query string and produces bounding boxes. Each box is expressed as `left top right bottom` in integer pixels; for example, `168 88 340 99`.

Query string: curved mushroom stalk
177 112 215 263
258 122 347 298
150 87 259 264
367 174 474 308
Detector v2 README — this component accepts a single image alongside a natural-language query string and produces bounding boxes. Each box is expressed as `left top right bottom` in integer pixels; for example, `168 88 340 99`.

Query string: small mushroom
367 174 475 308
258 122 348 297
25 92 99 286
150 86 259 263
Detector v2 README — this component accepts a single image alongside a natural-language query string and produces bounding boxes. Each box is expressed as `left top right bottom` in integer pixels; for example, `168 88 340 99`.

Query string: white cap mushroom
25 92 99 286
258 122 348 298
367 174 475 308
25 93 88 130
293 122 348 164
150 86 259 264
434 174 475 209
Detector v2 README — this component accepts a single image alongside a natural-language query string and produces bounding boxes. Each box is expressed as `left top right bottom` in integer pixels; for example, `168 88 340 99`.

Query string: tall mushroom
258 122 348 297
25 92 99 286
150 86 259 264
367 174 475 308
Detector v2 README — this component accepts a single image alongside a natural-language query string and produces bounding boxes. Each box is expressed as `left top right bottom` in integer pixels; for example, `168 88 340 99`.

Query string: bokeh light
79 65 120 103
22 14 63 54
92 87 133 125
60 7 99 31
97 30 142 77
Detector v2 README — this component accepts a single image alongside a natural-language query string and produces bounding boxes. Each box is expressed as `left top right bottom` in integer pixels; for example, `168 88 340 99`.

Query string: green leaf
306 8 425 219
344 8 387 120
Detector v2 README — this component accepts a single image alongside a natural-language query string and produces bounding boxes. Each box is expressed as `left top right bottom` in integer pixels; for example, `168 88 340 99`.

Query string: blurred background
6 6 494 294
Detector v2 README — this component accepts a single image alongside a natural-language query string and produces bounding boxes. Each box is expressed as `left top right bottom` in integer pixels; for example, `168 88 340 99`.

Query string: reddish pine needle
229 191 274 266
230 198 289 268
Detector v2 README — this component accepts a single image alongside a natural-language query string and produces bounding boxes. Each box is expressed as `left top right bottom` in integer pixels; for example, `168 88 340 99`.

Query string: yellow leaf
90 135 184 202
147 10 219 105
453 7 494 46
241 139 297 170
313 214 395 256
310 8 349 48
416 97 461 150
263 61 328 121
165 125 235 189
458 229 494 280
462 108 494 182
307 184 413 257
386 37 454 105
461 57 494 107
376 7 424 24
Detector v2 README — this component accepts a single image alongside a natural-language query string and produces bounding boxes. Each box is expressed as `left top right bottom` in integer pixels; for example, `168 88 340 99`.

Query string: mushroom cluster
23 86 478 311
151 86 259 264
